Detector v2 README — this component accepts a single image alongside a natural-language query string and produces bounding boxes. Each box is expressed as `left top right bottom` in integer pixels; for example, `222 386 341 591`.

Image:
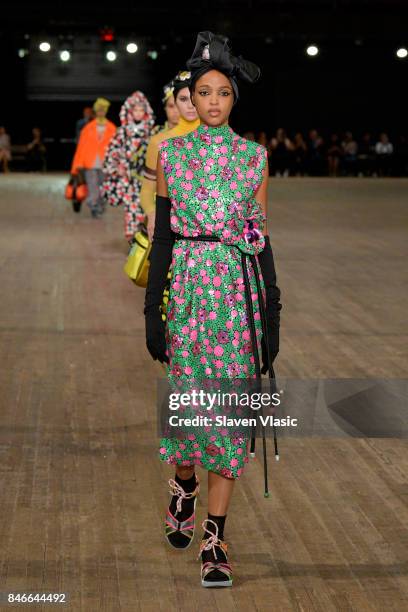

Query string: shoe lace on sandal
168 478 198 516
197 519 224 561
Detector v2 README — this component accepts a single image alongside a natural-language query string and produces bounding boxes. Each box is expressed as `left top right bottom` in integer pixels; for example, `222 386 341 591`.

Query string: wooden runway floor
0 173 407 611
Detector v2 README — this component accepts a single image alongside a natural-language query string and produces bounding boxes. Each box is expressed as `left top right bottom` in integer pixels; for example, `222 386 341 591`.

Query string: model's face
165 96 180 125
132 104 145 122
175 87 198 122
95 107 107 119
83 108 93 119
191 70 234 127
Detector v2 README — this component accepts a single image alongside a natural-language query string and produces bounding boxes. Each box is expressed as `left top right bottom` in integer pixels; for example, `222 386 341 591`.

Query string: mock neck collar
177 116 200 131
197 122 234 138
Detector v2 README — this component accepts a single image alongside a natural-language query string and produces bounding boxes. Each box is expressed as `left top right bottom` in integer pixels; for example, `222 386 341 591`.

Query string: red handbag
75 183 88 201
64 169 88 204
64 177 76 200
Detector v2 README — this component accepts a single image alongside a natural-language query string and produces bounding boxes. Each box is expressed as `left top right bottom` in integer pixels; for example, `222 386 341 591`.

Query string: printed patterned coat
102 91 155 240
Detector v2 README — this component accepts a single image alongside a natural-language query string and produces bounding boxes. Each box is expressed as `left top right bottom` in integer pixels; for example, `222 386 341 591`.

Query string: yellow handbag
124 226 151 287
124 226 172 322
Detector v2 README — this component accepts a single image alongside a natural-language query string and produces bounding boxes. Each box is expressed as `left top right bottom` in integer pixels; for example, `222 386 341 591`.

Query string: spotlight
18 48 29 58
39 41 51 52
306 44 319 57
106 50 117 62
59 49 71 62
396 47 408 59
126 42 138 54
147 50 158 60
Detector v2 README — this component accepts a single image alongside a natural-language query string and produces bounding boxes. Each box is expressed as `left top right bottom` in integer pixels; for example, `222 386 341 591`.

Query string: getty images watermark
166 386 297 430
156 377 408 439
157 377 285 439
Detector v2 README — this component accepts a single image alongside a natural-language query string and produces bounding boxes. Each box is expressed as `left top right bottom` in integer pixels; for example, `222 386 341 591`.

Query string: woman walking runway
144 31 282 587
102 91 155 241
140 71 200 240
70 98 116 218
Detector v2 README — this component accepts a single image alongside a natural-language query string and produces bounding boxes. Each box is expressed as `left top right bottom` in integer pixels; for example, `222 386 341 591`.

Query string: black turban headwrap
186 31 261 105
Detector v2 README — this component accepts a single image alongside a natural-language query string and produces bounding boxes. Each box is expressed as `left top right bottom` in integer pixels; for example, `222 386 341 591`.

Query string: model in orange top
70 98 116 218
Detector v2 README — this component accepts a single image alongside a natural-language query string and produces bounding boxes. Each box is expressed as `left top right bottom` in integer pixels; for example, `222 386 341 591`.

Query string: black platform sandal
198 519 233 587
164 476 200 550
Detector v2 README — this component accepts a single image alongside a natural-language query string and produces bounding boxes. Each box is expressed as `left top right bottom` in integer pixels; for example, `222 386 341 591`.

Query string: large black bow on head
186 31 261 103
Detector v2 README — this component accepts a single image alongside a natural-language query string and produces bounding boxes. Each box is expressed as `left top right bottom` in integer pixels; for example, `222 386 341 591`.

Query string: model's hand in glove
145 306 169 364
257 235 282 375
144 193 174 365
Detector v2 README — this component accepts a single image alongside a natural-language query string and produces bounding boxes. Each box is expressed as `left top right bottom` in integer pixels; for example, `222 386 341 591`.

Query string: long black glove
144 195 174 364
257 234 282 374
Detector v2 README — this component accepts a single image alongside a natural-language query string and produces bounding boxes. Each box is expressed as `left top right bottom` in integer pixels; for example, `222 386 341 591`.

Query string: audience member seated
341 131 358 176
242 130 255 141
327 134 342 177
393 135 408 177
0 126 11 173
356 132 375 176
292 132 308 176
257 131 268 147
26 128 47 172
269 128 294 177
375 132 393 176
306 129 325 176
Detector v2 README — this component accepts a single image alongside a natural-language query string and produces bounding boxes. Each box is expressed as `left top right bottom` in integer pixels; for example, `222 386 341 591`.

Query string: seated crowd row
245 129 406 177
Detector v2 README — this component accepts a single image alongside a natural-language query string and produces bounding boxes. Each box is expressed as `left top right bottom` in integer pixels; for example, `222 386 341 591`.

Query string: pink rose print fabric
157 123 268 479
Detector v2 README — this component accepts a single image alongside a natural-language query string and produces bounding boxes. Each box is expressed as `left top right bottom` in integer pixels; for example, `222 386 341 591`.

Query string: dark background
1 0 407 168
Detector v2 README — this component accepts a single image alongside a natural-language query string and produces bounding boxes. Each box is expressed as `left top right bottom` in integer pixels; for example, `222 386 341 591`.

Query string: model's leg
199 471 235 587
205 471 234 543
165 464 199 549
84 170 98 216
208 471 234 516
176 465 195 480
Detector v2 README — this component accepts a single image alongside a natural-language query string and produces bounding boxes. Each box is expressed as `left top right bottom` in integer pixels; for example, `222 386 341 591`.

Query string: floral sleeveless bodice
158 123 267 254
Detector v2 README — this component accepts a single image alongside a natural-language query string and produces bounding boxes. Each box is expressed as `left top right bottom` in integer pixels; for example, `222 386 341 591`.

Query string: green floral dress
158 123 268 479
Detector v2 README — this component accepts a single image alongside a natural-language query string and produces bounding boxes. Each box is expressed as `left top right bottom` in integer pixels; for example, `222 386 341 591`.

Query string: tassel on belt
173 232 280 497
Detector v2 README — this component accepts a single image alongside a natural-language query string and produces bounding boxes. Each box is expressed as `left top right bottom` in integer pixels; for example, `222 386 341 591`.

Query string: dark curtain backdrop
1 34 406 167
